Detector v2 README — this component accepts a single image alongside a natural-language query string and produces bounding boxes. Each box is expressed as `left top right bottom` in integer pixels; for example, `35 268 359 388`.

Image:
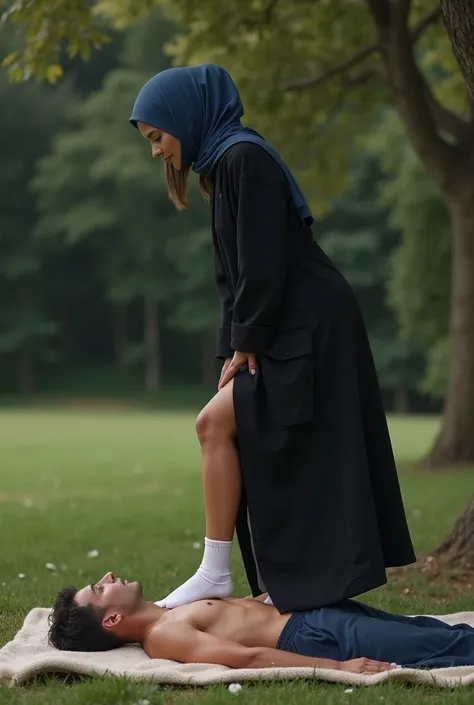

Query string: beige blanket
1 608 474 688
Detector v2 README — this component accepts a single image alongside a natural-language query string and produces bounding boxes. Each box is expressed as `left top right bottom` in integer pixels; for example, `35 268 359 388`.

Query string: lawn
0 408 473 704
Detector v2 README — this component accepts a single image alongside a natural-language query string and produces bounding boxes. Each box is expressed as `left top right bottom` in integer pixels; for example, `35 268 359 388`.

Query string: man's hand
339 658 395 674
218 351 257 390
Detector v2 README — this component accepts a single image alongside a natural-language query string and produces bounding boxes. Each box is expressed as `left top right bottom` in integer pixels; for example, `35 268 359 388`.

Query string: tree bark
441 0 474 99
424 195 474 466
18 347 35 394
144 297 161 392
434 492 474 564
112 303 128 368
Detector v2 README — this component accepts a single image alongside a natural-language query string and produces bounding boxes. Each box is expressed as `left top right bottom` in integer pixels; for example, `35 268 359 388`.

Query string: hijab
130 64 313 226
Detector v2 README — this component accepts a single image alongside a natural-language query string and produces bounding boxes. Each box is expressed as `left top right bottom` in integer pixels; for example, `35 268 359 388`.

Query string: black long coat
211 142 415 614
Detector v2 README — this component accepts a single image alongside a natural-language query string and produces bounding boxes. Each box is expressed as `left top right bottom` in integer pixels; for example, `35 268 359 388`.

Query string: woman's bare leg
156 380 240 608
199 379 240 540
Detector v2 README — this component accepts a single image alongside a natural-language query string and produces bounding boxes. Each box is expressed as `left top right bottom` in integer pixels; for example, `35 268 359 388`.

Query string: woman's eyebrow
145 129 159 139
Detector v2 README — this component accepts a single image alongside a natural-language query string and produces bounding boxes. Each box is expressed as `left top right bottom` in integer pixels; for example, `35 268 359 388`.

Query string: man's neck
125 601 168 643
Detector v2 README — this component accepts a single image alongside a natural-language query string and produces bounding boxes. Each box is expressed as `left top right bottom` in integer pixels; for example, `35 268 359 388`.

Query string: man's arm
145 621 394 674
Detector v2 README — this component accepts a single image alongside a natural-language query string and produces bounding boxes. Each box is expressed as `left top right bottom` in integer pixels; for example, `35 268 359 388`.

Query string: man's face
75 572 143 620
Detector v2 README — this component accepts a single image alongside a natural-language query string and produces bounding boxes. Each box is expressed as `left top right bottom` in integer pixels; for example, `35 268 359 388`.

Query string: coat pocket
262 328 314 428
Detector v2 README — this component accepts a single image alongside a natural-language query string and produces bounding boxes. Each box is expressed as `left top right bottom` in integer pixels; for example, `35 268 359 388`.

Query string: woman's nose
152 145 163 159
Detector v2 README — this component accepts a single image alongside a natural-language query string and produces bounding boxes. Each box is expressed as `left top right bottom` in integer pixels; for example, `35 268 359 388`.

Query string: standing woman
130 65 415 613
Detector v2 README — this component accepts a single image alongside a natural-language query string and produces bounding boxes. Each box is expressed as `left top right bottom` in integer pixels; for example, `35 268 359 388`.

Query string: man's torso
156 598 291 648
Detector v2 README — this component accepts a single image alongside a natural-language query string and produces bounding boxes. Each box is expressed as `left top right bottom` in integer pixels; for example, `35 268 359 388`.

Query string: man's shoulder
144 616 195 659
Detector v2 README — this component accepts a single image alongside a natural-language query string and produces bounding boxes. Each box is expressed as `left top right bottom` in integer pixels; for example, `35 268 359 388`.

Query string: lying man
48 572 474 673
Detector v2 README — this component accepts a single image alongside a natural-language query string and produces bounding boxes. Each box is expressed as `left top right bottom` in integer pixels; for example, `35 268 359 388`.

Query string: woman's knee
196 404 234 445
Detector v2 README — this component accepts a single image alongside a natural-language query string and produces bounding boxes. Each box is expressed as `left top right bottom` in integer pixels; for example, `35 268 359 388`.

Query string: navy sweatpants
276 600 474 668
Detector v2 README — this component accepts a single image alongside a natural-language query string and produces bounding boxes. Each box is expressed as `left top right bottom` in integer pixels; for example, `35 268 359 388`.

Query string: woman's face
137 122 181 169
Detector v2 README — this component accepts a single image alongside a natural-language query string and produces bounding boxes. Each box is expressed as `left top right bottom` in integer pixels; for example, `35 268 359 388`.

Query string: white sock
200 537 232 574
156 538 233 609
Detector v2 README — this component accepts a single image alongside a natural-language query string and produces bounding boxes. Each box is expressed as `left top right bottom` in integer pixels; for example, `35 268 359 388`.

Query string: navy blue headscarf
130 64 313 226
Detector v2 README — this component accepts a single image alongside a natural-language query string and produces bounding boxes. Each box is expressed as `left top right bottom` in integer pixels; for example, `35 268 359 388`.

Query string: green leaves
0 1 460 399
1 0 110 82
1 0 466 207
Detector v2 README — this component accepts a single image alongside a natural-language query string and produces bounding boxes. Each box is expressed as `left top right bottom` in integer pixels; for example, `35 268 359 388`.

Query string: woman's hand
218 351 257 390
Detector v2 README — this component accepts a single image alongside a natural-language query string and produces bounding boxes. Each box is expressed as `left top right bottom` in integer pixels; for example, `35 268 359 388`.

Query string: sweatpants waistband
276 613 306 652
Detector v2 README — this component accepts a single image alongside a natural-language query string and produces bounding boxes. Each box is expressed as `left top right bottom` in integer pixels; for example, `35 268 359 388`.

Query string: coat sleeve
231 175 289 354
214 248 234 360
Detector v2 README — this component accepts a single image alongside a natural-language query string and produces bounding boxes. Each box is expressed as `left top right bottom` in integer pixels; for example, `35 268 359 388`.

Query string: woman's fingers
248 353 257 376
218 360 231 388
218 358 239 390
218 352 257 390
219 364 236 389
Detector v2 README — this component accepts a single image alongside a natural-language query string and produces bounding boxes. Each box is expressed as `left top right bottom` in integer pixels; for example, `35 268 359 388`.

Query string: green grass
0 409 473 704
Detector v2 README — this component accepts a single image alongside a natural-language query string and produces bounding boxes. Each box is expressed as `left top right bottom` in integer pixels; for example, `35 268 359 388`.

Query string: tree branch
366 0 391 29
282 7 440 91
283 44 380 91
343 67 381 87
390 0 413 29
412 7 441 42
380 7 455 184
421 78 472 143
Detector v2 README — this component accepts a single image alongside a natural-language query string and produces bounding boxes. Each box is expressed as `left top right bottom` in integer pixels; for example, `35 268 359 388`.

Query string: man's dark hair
48 586 128 652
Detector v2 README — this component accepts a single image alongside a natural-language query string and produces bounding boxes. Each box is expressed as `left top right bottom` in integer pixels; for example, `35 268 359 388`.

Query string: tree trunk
366 3 474 466
112 303 128 368
441 0 474 99
434 492 474 564
18 347 35 394
201 338 217 388
424 197 474 466
393 383 410 414
421 2 474 560
144 296 161 392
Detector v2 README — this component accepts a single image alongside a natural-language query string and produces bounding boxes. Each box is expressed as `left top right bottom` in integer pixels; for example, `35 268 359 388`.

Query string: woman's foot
156 537 233 609
156 569 233 608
